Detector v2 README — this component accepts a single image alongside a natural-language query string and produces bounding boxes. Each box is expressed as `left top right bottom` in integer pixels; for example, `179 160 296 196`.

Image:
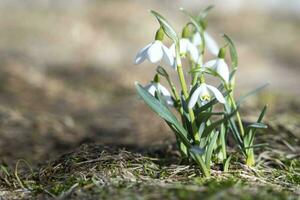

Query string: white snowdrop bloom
134 40 175 68
203 59 230 83
192 32 219 56
170 38 199 63
188 83 225 108
144 82 174 106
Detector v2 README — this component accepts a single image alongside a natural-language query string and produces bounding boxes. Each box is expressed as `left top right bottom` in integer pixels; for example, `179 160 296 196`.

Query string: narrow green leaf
247 105 268 145
190 145 205 156
135 83 190 146
205 132 219 168
222 34 238 69
257 105 268 122
244 143 269 149
198 5 215 19
190 148 210 177
150 10 178 42
237 83 269 105
224 104 245 152
196 112 224 128
0 165 10 176
201 108 238 138
223 155 232 172
246 122 268 130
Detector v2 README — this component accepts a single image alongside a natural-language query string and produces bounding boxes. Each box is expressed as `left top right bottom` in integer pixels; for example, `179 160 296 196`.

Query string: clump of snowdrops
134 7 268 177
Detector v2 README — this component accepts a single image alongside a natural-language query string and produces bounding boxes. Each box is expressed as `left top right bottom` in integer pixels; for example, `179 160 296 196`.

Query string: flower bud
182 25 191 38
218 47 226 59
155 27 164 41
153 74 160 83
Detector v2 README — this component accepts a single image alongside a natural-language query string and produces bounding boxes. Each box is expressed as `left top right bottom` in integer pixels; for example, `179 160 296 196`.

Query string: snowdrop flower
170 38 199 64
203 51 230 83
188 83 225 108
192 32 219 56
144 82 173 106
134 28 175 68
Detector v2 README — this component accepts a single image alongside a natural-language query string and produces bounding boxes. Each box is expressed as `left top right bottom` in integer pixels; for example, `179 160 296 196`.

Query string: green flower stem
225 84 255 166
226 85 245 137
192 153 210 177
246 149 255 166
220 124 227 161
175 42 199 143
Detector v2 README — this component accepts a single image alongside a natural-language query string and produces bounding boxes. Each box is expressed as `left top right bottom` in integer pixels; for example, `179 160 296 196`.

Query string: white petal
157 83 171 97
144 83 156 96
196 54 203 66
192 32 202 46
179 39 189 54
187 41 199 62
204 32 219 56
134 43 151 65
203 59 218 69
147 41 164 63
216 59 230 83
188 84 207 108
162 45 175 68
164 96 174 106
206 85 225 104
169 43 176 58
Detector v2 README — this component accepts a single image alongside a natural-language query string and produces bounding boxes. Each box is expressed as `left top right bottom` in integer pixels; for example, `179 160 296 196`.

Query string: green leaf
189 147 210 177
224 104 245 152
244 143 268 149
198 5 215 19
237 83 269 106
195 112 224 128
223 155 232 172
246 122 268 130
247 105 268 145
222 34 238 69
201 108 238 138
135 82 190 146
0 165 10 176
150 10 178 42
205 132 219 168
257 105 268 123
190 145 205 156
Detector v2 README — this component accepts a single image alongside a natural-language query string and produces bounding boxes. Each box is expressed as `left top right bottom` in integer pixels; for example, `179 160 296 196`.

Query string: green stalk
166 78 189 158
226 84 255 166
246 149 255 166
175 42 199 143
226 85 245 137
220 124 227 161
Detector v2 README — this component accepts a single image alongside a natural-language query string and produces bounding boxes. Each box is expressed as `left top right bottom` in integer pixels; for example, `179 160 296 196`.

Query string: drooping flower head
188 83 225 108
169 25 199 66
134 28 175 69
192 32 219 56
144 74 174 106
203 47 230 83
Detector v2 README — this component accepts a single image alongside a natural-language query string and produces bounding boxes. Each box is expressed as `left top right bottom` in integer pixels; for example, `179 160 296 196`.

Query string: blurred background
0 0 299 167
